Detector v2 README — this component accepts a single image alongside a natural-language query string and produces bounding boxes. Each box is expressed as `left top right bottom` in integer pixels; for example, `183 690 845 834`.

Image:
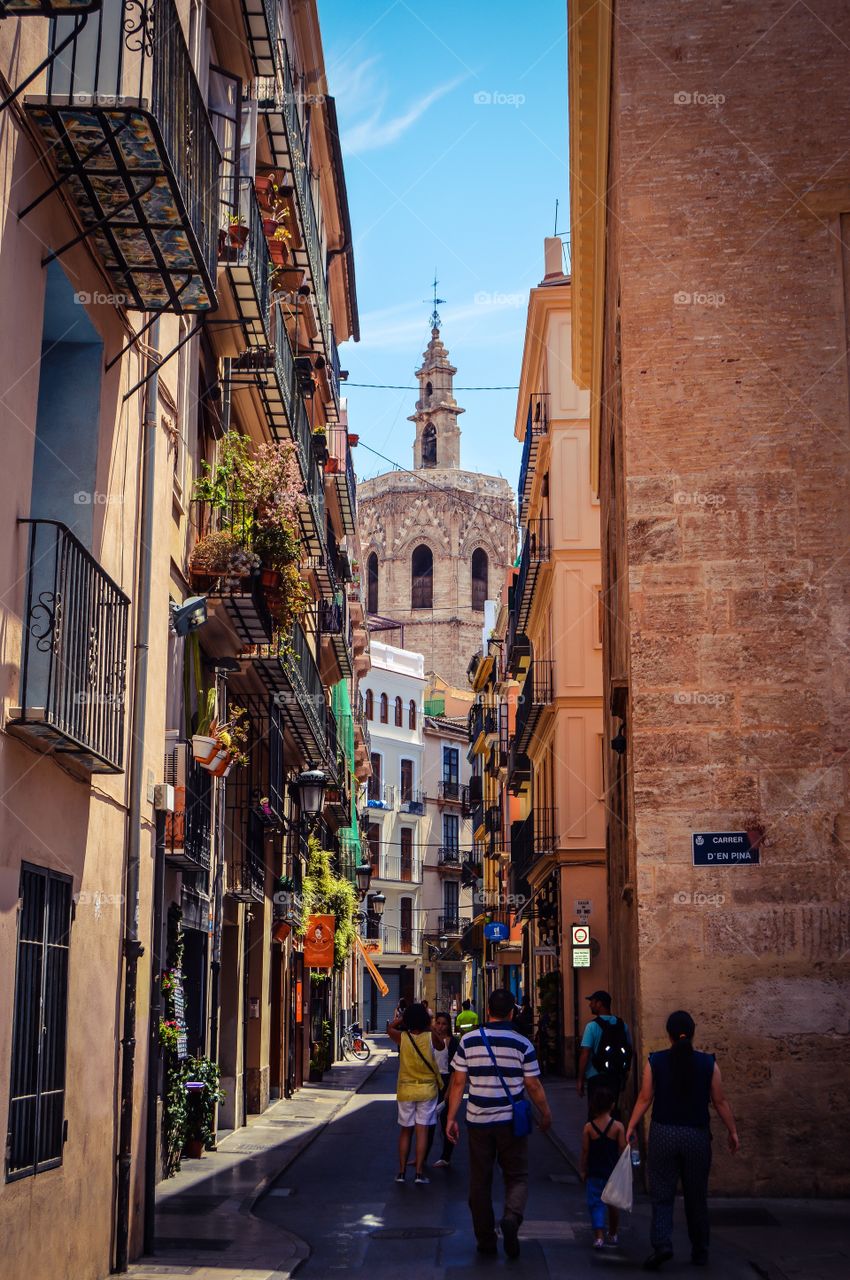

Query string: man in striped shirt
446 989 552 1259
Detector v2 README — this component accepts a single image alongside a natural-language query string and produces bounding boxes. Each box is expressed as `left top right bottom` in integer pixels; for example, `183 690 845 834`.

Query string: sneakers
607 1234 619 1247
395 1171 405 1183
593 1238 605 1250
414 1172 430 1185
433 1158 450 1168
500 1215 521 1259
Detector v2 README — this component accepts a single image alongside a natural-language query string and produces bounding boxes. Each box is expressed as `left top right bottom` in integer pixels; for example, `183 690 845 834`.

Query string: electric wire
356 440 518 529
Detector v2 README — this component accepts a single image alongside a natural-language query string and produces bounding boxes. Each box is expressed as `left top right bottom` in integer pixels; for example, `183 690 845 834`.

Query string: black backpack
591 1016 633 1087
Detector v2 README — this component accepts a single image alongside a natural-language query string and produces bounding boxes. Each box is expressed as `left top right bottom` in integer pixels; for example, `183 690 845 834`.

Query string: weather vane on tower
424 270 446 330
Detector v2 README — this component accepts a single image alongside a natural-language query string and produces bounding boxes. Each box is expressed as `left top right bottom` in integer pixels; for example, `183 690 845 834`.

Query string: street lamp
355 861 373 898
370 892 386 918
295 766 327 818
170 595 207 636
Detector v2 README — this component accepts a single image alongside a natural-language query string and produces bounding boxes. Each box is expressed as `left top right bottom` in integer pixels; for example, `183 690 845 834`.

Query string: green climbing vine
302 833 357 969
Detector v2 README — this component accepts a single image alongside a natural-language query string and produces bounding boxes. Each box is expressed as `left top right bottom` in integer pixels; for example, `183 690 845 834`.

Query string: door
400 758 413 805
400 827 413 882
443 880 459 927
400 897 413 954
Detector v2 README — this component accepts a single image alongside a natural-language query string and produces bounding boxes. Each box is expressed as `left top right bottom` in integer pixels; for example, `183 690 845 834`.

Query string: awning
355 933 389 996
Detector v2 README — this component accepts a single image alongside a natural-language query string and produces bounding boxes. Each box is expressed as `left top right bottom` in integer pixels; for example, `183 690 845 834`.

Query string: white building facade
360 642 426 1028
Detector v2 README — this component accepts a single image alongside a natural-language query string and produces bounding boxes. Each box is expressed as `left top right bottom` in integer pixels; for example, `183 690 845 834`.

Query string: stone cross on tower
409 318 465 471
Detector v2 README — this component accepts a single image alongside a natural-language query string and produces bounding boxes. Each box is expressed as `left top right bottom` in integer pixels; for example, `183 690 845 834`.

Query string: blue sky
321 1 569 486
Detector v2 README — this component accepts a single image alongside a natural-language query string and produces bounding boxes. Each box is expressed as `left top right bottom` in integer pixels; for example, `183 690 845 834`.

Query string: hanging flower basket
255 174 273 202
273 921 291 943
347 434 359 447
269 238 288 267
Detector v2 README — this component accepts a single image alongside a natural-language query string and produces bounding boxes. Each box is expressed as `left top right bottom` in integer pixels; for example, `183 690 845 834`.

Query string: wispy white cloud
357 295 529 351
329 51 466 155
343 76 465 154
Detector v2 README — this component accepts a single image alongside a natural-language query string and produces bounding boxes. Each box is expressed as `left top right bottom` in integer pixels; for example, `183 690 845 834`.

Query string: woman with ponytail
626 1010 739 1271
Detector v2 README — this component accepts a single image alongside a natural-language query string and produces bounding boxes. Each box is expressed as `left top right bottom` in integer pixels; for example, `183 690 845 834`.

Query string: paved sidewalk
542 1074 850 1279
128 1046 390 1280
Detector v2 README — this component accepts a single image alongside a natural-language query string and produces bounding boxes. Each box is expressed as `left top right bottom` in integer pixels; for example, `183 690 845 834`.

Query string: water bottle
630 1139 641 1168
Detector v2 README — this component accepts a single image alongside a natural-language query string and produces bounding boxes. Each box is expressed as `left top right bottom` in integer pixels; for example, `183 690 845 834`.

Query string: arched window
425 380 433 397
367 552 378 614
380 692 388 723
411 544 433 609
394 696 403 727
365 689 374 720
408 699 416 730
421 424 437 468
472 548 488 612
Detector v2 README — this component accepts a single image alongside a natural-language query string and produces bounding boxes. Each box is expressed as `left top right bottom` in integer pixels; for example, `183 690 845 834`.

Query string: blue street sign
692 832 760 866
484 921 510 941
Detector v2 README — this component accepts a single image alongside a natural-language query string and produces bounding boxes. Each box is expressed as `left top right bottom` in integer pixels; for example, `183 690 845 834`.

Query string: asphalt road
254 1051 637 1278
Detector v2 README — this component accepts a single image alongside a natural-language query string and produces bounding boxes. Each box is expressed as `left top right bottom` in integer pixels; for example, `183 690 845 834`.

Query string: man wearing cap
577 990 633 1115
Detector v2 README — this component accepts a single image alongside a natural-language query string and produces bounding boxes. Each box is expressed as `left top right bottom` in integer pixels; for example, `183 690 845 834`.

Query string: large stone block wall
601 0 850 1193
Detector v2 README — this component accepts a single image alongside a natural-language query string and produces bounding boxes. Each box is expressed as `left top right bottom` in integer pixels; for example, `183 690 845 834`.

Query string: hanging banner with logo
304 914 335 968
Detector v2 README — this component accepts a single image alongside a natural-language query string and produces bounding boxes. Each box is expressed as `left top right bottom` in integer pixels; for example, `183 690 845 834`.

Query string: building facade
569 0 850 1192
358 325 516 689
0 1 368 1273
360 641 425 1028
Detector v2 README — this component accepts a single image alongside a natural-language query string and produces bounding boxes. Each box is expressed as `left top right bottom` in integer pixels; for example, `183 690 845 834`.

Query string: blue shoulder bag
479 1027 534 1138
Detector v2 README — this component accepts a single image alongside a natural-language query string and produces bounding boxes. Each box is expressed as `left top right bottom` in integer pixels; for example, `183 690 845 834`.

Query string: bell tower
409 279 464 470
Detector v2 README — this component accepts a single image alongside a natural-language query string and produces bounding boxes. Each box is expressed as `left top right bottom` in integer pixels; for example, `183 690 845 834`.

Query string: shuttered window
7 864 73 1181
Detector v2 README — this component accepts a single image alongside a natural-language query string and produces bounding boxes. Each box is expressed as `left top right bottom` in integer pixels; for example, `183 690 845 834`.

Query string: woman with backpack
626 1010 740 1271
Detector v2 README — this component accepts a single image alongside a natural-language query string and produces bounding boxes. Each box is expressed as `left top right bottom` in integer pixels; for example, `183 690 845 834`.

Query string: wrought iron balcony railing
510 808 558 885
163 739 212 871
326 426 357 536
517 393 550 523
218 176 271 348
437 779 467 804
240 0 278 77
25 0 219 313
372 855 421 883
515 659 555 754
9 520 129 773
511 517 552 638
319 599 354 680
398 789 426 815
381 925 420 956
251 621 328 765
438 915 471 937
366 781 395 809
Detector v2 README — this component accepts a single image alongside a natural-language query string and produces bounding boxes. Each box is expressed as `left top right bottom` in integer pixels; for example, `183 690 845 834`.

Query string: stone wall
600 0 850 1194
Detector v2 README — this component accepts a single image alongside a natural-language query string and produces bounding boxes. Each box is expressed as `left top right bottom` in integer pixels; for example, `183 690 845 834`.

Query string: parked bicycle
341 1022 371 1061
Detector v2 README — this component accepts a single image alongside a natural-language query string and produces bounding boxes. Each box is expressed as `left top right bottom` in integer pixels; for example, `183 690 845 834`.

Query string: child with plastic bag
580 1085 627 1249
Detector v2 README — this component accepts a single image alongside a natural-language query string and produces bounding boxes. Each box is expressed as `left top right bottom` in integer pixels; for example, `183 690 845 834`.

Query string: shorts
397 1098 438 1127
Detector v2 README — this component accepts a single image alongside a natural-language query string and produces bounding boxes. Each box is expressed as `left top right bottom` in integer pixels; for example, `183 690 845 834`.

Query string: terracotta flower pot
192 735 219 765
229 223 249 248
255 175 273 202
261 567 282 591
269 238 288 266
184 1138 204 1159
347 434 359 446
324 457 340 474
262 218 279 237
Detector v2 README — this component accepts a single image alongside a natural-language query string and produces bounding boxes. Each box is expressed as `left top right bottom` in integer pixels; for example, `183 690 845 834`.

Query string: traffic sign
574 898 592 918
572 947 591 968
571 924 590 946
692 832 760 866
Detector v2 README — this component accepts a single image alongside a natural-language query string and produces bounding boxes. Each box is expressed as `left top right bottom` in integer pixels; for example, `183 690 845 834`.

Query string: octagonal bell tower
409 326 464 470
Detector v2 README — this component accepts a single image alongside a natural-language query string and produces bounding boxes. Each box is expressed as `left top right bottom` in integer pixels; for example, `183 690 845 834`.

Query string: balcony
9 520 129 773
511 808 558 886
398 789 426 816
24 0 218 313
366 781 395 810
163 739 212 871
469 704 498 756
190 501 275 648
512 517 551 639
373 855 422 884
438 915 471 937
508 742 532 794
252 43 335 403
229 833 265 903
319 599 354 680
229 305 326 554
217 176 271 349
517 393 550 523
437 779 467 805
326 427 357 536
1 0 101 13
437 847 465 872
515 659 555 754
240 0 277 77
381 925 421 956
251 622 328 766
463 774 481 817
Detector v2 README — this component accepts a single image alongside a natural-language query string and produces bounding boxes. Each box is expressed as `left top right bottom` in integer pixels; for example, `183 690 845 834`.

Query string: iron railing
373 855 421 883
398 788 426 815
381 925 420 955
511 808 558 884
366 780 395 809
438 779 467 804
437 846 463 867
326 426 356 533
515 659 555 753
11 520 129 772
164 745 212 870
517 393 550 521
219 176 271 344
438 915 471 936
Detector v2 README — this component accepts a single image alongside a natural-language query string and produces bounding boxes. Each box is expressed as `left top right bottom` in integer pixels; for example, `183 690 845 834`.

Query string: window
400 828 413 882
443 879 459 922
421 423 437 467
425 381 433 397
400 897 413 953
7 864 72 1181
368 753 382 801
380 692 388 723
411 544 433 609
442 745 459 784
367 823 380 871
472 548 488 612
367 552 379 614
408 699 416 730
394 696 403 727
365 689 374 720
400 758 414 803
443 813 459 851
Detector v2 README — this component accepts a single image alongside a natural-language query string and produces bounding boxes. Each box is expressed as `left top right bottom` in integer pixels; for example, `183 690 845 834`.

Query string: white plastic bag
601 1144 633 1211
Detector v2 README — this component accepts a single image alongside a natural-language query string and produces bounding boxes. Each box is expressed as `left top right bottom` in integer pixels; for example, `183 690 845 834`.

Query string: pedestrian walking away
576 989 633 1116
580 1085 626 1250
626 1009 740 1271
514 994 534 1039
445 987 552 1260
429 1010 460 1168
387 1003 444 1184
455 998 479 1037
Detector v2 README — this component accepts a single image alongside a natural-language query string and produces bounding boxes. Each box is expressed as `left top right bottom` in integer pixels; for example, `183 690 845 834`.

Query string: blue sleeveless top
650 1048 715 1128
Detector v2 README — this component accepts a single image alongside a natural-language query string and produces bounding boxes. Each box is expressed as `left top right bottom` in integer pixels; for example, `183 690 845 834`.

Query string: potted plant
308 1044 324 1082
183 1055 224 1158
324 456 340 474
312 427 328 464
192 688 219 765
269 225 290 266
255 173 274 202
228 214 249 248
347 433 359 447
204 705 249 776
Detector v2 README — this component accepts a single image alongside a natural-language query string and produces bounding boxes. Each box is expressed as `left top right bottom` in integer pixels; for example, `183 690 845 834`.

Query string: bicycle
341 1022 371 1060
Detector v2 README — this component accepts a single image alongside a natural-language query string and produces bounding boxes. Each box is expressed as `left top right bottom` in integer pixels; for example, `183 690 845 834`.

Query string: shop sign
304 914 335 968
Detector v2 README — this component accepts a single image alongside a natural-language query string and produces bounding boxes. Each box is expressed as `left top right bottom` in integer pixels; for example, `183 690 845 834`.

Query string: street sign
534 945 557 956
692 832 760 866
574 898 592 918
484 921 510 942
571 924 590 946
572 947 591 968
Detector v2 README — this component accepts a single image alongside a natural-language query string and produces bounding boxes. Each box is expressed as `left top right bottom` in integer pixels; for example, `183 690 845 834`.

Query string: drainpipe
116 317 160 1272
143 808 167 1256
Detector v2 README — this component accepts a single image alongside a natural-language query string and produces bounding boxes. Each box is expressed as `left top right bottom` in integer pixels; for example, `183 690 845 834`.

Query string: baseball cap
586 990 612 1006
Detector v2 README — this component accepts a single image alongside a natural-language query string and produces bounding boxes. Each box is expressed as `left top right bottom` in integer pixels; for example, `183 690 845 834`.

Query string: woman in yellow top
387 1002 443 1184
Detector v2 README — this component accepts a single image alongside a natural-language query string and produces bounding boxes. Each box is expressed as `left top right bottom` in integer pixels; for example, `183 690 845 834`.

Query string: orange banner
355 933 389 996
304 914 335 968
